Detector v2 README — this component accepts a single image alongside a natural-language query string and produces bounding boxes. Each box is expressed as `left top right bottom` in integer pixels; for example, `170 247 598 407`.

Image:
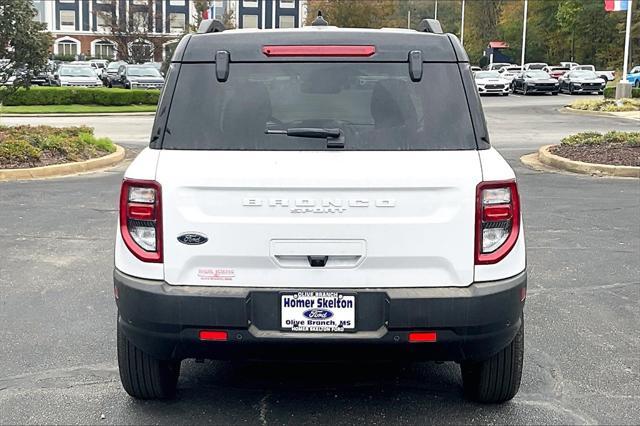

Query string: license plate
281 291 355 332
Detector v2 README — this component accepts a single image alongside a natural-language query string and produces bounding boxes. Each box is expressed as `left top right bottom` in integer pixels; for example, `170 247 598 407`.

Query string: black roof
172 28 468 63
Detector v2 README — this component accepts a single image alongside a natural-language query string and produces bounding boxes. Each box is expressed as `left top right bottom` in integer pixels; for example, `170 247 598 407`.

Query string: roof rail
417 19 443 34
197 19 225 34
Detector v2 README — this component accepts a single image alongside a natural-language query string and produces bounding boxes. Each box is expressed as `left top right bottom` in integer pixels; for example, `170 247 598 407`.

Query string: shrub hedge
1 86 160 106
570 98 640 112
561 131 640 146
0 125 115 168
603 86 640 99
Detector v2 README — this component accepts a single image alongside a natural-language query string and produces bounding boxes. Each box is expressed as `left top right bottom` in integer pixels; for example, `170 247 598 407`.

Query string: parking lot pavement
1 95 639 424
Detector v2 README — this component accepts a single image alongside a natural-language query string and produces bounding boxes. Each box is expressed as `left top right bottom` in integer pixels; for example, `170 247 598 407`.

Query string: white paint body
115 147 525 288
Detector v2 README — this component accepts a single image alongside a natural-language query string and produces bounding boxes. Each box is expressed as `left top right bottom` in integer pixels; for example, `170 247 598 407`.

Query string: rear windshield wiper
265 128 344 148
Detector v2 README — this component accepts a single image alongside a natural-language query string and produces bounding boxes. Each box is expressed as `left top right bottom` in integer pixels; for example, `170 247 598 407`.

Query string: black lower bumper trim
115 270 526 362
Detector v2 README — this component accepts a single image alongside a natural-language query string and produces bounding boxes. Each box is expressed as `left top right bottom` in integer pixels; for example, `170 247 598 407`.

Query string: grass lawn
0 104 157 114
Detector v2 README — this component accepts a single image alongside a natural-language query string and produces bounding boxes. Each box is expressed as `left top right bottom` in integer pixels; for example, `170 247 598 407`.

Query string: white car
474 70 510 95
54 65 103 87
524 62 548 70
498 66 524 82
487 62 512 71
114 19 527 404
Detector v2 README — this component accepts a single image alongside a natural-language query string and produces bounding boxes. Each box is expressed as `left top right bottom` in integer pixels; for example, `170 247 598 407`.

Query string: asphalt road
1 94 639 425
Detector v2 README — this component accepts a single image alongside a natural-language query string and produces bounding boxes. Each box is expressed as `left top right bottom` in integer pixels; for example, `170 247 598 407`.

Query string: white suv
114 18 527 403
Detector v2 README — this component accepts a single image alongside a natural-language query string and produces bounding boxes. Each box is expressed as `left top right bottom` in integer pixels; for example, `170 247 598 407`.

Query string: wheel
461 317 524 403
522 84 528 95
503 92 509 96
634 80 639 88
117 322 181 399
569 84 574 95
552 91 558 96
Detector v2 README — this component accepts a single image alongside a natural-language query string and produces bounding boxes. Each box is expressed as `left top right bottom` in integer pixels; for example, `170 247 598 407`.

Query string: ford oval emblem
177 232 208 245
303 308 334 319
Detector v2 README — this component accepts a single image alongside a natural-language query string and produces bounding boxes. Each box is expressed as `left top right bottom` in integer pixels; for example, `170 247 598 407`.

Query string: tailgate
156 150 482 288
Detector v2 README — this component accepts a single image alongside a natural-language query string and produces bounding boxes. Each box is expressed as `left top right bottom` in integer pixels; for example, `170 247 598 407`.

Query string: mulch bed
551 144 640 167
0 150 110 170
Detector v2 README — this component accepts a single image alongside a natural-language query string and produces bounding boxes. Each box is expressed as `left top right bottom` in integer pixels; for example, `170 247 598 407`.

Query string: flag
605 0 629 11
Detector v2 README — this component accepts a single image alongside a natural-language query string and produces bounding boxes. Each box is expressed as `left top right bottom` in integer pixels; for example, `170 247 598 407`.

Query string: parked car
498 66 524 82
542 66 569 79
558 70 606 95
560 61 579 69
90 59 109 70
486 62 512 71
103 60 127 86
70 60 102 77
511 70 559 95
114 18 526 403
53 64 103 87
111 64 164 89
474 70 509 96
626 66 640 87
524 62 548 70
471 65 481 72
572 65 615 82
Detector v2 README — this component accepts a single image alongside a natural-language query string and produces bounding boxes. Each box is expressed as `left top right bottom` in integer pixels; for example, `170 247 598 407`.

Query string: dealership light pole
613 0 633 99
460 0 465 45
434 0 438 20
520 0 528 72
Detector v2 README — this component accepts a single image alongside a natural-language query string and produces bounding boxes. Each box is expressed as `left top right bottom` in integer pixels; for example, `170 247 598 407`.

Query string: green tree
0 0 52 103
305 0 402 28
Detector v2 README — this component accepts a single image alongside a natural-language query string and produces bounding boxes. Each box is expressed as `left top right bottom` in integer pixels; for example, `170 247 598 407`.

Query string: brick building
32 0 306 62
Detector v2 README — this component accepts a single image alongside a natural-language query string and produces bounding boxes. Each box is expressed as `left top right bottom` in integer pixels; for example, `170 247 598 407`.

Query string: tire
117 322 181 399
552 91 558 96
523 85 528 95
461 317 524 404
634 80 639 88
569 84 574 95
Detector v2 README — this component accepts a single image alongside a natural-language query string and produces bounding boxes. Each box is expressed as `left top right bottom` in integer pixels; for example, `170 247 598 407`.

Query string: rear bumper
115 269 526 362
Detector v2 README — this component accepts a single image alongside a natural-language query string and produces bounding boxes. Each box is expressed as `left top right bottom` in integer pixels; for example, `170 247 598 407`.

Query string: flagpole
434 0 438 20
460 0 465 45
622 0 633 81
520 0 528 72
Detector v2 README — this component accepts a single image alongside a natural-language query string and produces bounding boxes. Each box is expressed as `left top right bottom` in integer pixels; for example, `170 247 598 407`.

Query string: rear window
162 62 477 151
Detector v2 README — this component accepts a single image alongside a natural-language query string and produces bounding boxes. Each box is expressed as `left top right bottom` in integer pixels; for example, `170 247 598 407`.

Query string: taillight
119 179 162 263
475 180 520 265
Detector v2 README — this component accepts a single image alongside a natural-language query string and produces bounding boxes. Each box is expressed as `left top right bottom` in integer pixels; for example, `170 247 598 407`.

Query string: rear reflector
127 203 155 220
262 45 375 57
199 330 228 341
408 332 437 343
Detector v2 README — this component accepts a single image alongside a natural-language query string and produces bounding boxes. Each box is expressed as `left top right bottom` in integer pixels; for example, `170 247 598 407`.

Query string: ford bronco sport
114 17 526 403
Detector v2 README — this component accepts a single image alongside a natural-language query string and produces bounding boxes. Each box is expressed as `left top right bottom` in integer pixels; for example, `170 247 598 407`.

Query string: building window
60 10 76 28
242 0 259 7
130 41 153 60
242 14 258 28
169 13 186 32
280 0 295 8
132 11 148 31
58 41 78 56
32 0 46 22
279 15 295 28
97 12 111 28
94 41 115 59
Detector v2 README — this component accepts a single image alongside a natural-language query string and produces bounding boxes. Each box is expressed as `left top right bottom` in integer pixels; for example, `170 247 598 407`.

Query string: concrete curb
536 144 640 178
0 144 125 182
0 112 155 117
561 107 640 120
